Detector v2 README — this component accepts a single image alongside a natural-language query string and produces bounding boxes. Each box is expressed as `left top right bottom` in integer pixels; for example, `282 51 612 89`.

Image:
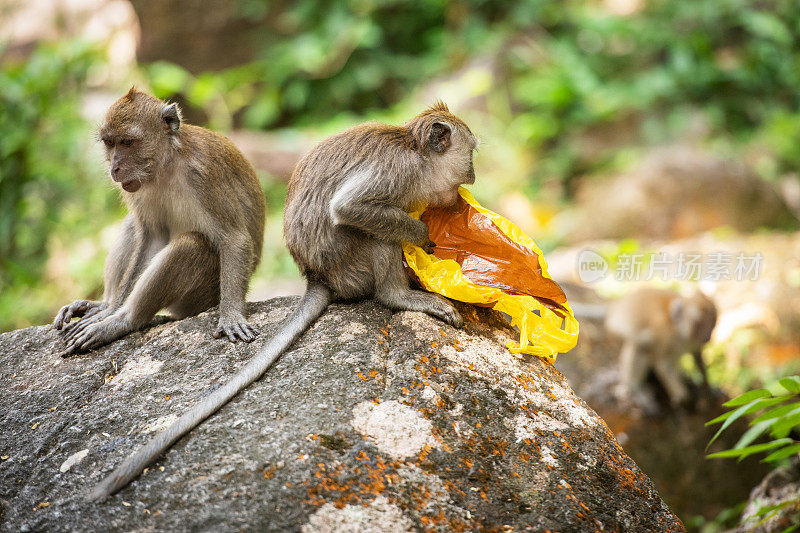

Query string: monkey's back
182 125 266 270
605 288 676 347
284 124 420 290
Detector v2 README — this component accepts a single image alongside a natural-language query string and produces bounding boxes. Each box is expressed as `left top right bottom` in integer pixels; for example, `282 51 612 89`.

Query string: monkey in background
54 88 265 354
88 101 477 501
605 288 717 410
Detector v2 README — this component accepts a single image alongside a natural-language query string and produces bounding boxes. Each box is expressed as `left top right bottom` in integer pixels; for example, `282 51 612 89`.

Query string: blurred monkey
604 288 717 409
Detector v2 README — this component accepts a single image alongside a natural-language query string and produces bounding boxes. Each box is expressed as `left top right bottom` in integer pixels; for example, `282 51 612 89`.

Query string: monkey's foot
213 315 260 343
379 291 464 328
54 300 108 330
59 318 131 357
423 299 464 328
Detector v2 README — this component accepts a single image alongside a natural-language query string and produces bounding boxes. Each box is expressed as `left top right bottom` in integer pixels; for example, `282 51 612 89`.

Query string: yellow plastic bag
403 187 578 362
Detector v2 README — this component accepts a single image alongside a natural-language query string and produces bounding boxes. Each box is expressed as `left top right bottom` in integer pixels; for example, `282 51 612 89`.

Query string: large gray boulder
560 146 797 243
1 298 682 532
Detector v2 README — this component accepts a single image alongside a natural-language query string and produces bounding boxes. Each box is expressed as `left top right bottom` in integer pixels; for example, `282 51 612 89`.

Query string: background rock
1 298 681 531
128 0 262 73
735 458 800 532
0 0 140 79
226 130 315 182
560 146 797 243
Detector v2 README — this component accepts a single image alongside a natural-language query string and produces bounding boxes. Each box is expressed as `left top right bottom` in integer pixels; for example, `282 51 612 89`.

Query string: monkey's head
99 87 182 193
670 291 717 348
406 101 478 206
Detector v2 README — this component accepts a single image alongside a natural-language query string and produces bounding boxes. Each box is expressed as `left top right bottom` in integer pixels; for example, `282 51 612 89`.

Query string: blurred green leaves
707 376 800 463
0 41 113 329
140 0 800 193
0 42 94 272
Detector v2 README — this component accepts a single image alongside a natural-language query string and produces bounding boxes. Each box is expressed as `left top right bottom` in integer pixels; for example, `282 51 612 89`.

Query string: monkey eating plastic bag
403 187 578 362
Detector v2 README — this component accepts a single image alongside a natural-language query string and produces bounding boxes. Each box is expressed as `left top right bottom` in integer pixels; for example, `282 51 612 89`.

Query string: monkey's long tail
87 283 332 502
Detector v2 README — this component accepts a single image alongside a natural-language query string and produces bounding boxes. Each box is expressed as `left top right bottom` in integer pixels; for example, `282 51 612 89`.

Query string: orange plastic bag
403 187 578 362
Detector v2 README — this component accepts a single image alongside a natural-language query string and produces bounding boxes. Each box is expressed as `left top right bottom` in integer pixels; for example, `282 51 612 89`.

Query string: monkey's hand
411 220 432 249
59 314 129 357
54 300 108 330
213 314 260 343
422 239 436 255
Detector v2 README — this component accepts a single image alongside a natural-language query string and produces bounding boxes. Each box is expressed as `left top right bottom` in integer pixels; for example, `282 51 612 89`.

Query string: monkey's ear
429 122 452 154
160 103 181 134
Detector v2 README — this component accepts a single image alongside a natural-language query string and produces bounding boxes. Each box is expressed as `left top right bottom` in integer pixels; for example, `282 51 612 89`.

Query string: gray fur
86 103 476 501
87 283 331 501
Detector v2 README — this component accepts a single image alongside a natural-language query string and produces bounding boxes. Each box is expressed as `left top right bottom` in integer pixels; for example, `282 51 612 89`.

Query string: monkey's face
688 294 717 345
672 293 717 348
99 89 182 193
426 122 479 207
99 129 149 192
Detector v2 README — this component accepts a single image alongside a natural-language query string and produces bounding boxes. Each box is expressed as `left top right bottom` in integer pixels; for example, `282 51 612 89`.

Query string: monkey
571 287 717 410
86 102 478 501
606 288 717 410
53 88 265 355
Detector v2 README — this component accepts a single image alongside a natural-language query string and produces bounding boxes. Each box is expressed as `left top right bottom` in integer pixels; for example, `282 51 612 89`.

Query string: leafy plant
706 375 800 463
706 377 800 531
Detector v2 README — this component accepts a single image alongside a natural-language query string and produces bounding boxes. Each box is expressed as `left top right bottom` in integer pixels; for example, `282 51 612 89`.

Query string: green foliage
145 0 800 189
706 376 800 463
0 41 114 330
688 502 746 533
502 0 800 189
706 376 800 531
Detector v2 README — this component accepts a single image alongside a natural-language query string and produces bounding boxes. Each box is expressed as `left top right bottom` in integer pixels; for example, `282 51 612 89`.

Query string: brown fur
285 105 476 302
605 288 717 409
84 103 476 501
54 88 266 354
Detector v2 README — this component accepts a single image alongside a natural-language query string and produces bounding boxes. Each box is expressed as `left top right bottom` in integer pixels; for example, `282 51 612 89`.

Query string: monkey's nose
112 166 121 176
465 168 476 184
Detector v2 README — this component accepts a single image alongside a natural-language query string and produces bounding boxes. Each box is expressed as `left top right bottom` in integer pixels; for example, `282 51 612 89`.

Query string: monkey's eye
120 139 134 147
103 139 114 148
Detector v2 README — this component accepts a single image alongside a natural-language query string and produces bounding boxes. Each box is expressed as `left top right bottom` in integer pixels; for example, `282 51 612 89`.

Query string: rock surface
1 298 682 532
560 146 797 243
735 458 800 532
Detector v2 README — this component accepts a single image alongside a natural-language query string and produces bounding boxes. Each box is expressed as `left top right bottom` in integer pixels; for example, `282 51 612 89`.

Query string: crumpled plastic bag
403 187 579 362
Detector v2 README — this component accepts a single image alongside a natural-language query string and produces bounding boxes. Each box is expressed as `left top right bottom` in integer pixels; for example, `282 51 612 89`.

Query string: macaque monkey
88 102 477 501
604 288 717 409
54 88 265 355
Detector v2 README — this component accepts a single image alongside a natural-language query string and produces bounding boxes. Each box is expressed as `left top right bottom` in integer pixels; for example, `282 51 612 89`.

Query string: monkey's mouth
430 187 460 207
121 180 142 192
